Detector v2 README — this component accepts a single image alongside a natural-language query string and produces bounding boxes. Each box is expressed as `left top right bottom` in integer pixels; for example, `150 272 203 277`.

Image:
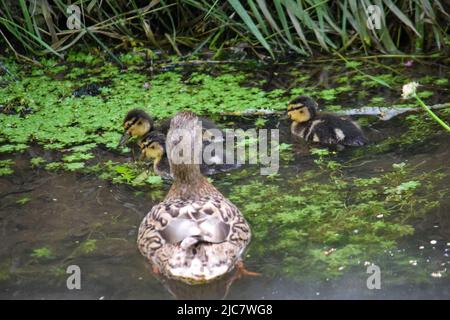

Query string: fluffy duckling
139 131 239 178
138 131 171 179
137 111 254 284
120 109 155 146
287 96 368 147
119 108 222 147
121 108 238 175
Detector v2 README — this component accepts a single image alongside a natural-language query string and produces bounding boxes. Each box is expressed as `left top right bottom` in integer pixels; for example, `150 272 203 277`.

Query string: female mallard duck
137 111 254 284
139 131 239 179
287 96 368 147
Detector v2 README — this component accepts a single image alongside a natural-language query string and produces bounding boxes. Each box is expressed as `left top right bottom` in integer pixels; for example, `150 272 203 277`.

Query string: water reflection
152 268 239 300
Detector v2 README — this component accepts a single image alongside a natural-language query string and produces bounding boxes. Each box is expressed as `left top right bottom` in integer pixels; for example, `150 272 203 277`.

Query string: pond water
0 55 449 299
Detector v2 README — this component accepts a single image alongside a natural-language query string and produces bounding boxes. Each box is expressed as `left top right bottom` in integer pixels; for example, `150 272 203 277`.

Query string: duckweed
0 159 14 176
31 247 53 259
80 239 97 254
229 161 447 281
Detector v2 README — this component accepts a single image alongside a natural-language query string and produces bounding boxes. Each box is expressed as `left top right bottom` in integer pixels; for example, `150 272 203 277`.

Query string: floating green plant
229 159 447 282
16 196 30 205
0 159 14 176
93 161 163 187
402 82 450 132
79 239 97 254
31 247 53 259
30 157 46 167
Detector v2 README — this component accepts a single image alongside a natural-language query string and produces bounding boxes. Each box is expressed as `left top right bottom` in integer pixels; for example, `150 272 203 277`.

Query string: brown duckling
138 131 171 179
139 131 239 178
119 109 155 146
287 96 368 147
119 108 223 148
137 111 254 284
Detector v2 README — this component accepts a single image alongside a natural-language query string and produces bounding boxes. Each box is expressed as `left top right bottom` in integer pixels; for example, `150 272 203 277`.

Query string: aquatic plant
0 159 14 176
94 161 164 187
402 82 450 132
79 239 97 254
16 196 30 205
31 247 53 259
229 158 447 282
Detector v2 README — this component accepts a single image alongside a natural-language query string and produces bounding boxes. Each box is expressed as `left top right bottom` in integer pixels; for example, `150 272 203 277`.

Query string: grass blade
227 0 274 57
382 0 420 36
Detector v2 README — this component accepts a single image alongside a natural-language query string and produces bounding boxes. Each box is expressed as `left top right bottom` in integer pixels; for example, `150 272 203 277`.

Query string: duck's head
139 131 166 161
166 111 203 182
287 96 318 123
119 109 154 146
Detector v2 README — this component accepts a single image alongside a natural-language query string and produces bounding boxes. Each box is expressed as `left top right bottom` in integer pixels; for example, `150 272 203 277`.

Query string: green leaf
146 175 164 185
16 197 30 205
64 162 85 171
31 247 53 259
80 239 97 254
228 0 274 57
30 157 46 167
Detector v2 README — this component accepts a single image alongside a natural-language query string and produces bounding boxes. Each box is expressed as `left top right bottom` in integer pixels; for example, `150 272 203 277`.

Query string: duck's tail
180 236 201 249
167 242 238 284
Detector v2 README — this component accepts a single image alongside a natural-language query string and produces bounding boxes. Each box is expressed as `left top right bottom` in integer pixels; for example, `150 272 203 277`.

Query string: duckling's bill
287 105 311 123
119 132 131 147
119 108 154 146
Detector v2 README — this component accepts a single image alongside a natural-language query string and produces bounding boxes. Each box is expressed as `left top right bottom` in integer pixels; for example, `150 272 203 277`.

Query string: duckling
119 108 223 147
138 131 172 179
139 131 240 178
119 109 155 146
287 96 368 147
120 108 239 175
137 111 254 284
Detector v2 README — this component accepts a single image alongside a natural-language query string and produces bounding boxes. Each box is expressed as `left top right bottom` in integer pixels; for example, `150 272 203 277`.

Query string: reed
0 0 447 60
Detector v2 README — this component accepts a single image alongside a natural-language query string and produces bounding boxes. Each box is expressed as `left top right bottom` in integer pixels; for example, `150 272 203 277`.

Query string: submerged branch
337 103 450 120
219 103 449 121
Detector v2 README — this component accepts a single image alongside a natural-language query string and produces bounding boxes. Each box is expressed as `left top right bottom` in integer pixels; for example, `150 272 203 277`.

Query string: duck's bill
280 112 290 120
119 132 130 147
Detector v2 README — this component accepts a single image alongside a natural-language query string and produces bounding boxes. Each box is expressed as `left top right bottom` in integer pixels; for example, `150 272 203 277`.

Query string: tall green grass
0 0 448 59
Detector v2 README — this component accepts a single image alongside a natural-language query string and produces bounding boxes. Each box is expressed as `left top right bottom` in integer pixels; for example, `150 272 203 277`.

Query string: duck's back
157 117 222 136
137 194 251 283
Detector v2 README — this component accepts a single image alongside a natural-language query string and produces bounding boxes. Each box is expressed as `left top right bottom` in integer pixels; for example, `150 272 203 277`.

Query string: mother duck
137 111 253 284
